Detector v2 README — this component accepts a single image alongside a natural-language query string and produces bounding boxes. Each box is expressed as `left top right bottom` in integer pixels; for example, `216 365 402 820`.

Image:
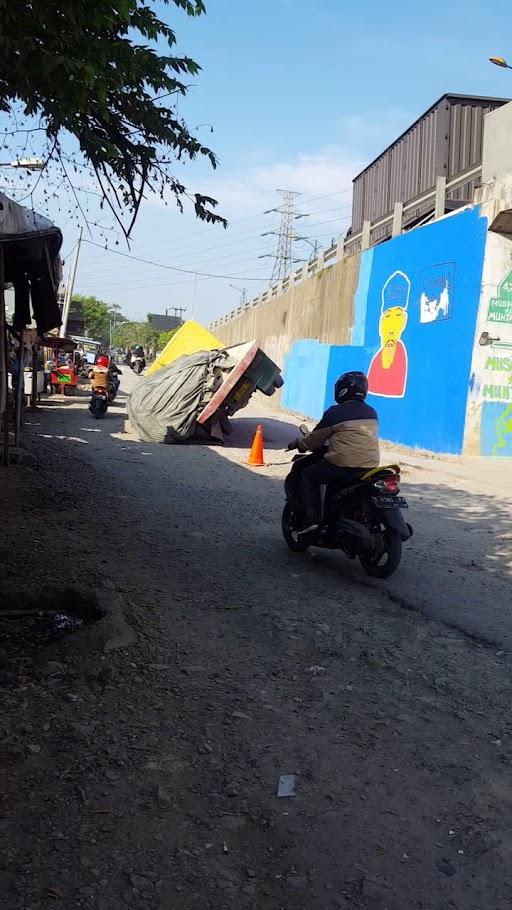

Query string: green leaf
0 0 223 238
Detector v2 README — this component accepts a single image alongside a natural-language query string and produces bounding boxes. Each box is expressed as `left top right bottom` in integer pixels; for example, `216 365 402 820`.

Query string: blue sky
4 0 512 325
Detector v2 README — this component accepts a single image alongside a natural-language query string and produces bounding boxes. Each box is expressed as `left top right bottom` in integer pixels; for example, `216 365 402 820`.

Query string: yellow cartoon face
379 306 408 369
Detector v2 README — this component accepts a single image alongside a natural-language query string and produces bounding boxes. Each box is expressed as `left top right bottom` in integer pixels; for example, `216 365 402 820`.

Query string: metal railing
210 167 481 330
210 240 343 329
346 166 482 253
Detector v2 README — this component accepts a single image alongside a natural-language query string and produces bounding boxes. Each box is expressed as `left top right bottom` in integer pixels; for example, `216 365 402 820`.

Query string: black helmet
334 371 368 403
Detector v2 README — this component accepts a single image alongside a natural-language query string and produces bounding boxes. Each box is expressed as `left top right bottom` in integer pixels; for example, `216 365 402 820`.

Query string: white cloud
338 109 413 157
201 145 365 219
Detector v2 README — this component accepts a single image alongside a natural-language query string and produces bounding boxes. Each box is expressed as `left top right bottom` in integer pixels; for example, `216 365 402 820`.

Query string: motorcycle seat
360 464 400 481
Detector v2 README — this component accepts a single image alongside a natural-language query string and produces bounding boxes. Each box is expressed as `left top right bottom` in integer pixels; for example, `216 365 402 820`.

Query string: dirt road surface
1 369 512 910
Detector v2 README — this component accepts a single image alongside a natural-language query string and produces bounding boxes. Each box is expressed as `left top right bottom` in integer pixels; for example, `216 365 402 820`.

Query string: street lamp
228 283 246 305
489 56 512 69
0 157 45 170
294 236 319 259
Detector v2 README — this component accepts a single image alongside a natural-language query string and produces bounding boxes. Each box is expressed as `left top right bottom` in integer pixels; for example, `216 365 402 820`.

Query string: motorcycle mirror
299 423 309 436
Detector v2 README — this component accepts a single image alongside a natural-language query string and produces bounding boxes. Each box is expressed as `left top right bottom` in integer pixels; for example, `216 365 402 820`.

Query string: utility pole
60 226 83 338
191 275 198 319
261 190 308 284
270 190 299 283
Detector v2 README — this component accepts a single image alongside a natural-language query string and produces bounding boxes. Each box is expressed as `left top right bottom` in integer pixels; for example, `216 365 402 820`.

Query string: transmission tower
265 190 301 283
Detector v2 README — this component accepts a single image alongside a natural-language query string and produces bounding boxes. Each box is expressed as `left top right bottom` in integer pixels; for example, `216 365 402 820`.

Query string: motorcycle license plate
371 495 408 509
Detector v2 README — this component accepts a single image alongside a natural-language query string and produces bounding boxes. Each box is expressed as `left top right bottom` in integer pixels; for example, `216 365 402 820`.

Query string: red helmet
96 355 109 368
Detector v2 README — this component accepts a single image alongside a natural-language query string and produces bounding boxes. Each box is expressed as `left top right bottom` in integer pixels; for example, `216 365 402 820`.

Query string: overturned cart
127 341 283 444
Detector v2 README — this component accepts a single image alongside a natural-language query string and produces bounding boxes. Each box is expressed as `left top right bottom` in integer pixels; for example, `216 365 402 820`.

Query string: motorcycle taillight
374 475 400 493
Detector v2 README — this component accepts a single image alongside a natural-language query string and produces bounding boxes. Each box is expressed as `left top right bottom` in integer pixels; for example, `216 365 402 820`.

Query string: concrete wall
211 102 512 457
482 101 512 184
464 228 512 456
214 253 361 369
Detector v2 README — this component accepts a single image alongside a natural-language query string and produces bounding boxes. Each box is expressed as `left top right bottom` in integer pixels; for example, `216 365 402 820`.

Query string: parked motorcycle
108 373 121 403
283 425 413 578
89 386 109 419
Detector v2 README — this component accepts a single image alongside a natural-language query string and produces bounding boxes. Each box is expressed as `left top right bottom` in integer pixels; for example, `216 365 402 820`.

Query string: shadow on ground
9 395 512 646
1 392 512 910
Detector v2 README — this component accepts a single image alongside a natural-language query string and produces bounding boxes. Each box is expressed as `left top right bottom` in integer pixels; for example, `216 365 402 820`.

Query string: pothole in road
1 587 105 636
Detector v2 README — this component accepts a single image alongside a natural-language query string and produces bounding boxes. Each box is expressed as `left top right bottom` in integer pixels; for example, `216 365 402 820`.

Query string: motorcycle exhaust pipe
335 519 373 550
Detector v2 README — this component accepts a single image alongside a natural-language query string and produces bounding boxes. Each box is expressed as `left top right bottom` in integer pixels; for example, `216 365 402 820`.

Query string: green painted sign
57 372 71 383
488 270 512 324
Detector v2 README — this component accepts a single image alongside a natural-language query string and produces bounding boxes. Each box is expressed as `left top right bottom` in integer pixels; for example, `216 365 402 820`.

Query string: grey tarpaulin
127 348 236 444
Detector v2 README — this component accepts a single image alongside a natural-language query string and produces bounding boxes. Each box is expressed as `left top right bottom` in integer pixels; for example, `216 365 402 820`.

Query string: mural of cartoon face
378 305 408 369
368 270 410 398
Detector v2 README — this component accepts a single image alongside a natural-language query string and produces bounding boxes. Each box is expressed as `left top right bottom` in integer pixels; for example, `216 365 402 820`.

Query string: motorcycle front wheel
282 503 309 553
359 527 402 579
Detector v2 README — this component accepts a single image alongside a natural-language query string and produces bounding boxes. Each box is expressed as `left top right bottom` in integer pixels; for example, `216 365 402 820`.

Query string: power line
127 201 352 259
78 260 274 293
81 187 354 264
128 205 352 261
79 216 349 283
80 229 279 275
81 239 273 282
78 215 352 286
78 236 275 277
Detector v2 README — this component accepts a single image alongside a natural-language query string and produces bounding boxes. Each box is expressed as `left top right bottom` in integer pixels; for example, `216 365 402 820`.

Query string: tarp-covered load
127 349 237 443
127 341 283 444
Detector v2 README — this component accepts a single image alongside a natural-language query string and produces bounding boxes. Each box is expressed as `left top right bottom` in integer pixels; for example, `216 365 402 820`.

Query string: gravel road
1 370 511 910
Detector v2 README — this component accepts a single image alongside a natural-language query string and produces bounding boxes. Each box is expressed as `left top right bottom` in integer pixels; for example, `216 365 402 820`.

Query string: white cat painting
420 281 450 323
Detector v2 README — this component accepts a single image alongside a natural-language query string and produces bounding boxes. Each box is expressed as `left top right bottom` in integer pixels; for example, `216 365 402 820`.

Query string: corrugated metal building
348 94 509 249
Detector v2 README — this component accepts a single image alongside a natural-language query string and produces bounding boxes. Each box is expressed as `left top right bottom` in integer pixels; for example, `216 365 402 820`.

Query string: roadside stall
0 191 62 464
69 335 101 372
41 335 78 396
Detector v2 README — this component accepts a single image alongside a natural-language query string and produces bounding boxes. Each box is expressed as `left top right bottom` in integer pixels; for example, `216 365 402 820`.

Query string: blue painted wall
480 402 512 456
282 207 487 453
363 207 487 453
281 339 331 417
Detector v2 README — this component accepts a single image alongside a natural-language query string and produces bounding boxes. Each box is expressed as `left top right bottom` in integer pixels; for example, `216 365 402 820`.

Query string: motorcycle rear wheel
91 399 106 419
282 503 309 553
359 528 402 578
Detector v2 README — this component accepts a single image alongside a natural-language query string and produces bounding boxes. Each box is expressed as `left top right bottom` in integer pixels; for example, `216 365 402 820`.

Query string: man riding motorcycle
289 371 379 534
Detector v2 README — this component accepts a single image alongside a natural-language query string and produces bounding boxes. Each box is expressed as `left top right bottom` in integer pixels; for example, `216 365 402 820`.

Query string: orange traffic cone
247 424 265 466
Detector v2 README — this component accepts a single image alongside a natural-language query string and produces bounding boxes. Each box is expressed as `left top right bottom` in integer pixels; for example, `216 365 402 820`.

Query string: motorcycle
89 386 109 419
282 425 413 578
131 355 145 375
108 373 121 403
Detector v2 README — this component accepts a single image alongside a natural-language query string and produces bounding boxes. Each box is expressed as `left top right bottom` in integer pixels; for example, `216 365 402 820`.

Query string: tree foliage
112 319 158 351
72 294 123 344
157 327 179 350
0 0 225 237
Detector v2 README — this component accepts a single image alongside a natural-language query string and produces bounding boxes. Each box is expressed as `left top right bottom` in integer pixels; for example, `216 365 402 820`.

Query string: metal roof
352 94 511 182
